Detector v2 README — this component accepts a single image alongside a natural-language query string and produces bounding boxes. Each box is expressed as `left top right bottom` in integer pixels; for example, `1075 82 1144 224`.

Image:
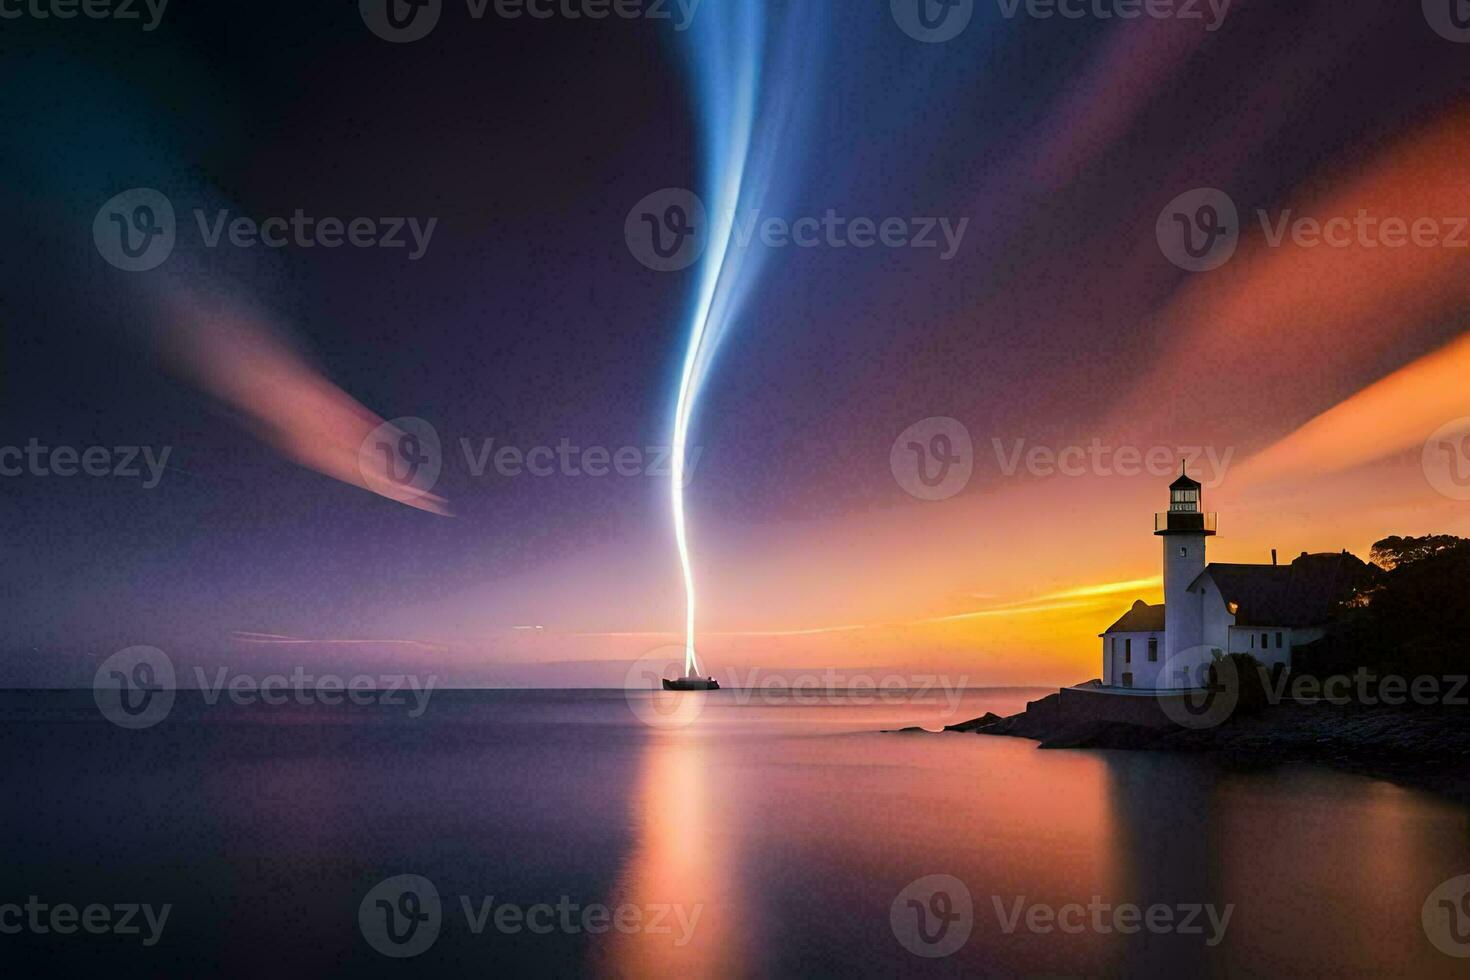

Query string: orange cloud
161 289 450 515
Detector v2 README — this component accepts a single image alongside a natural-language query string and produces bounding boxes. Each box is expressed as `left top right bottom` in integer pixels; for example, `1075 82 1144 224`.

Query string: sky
2 0 1469 687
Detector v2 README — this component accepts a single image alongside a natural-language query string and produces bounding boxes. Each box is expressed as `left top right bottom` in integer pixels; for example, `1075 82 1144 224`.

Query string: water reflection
600 704 745 978
3 691 1467 976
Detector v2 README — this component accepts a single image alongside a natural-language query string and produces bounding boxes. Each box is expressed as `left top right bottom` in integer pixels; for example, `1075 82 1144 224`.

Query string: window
1275 632 1284 649
1261 633 1269 649
1111 637 1117 655
1179 546 1188 558
1250 633 1255 649
1124 638 1132 663
1121 672 1134 688
1148 637 1158 662
1170 488 1199 512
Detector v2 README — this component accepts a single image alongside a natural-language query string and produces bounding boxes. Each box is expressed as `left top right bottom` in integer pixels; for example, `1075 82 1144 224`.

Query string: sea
3 687 1468 977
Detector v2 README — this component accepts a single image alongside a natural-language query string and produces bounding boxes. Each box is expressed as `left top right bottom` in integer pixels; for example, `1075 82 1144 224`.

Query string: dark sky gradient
2 1 1468 684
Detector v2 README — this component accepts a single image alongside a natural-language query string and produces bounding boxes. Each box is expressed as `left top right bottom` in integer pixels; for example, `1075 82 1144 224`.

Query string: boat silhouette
662 673 719 691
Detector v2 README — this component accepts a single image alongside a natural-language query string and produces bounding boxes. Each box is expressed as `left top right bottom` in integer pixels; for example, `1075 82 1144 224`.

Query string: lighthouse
1100 465 1363 692
1155 463 1216 675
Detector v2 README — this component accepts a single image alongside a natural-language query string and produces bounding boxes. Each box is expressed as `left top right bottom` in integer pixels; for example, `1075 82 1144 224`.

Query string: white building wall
1162 532 1206 667
1230 626 1292 672
1103 631 1166 688
1147 572 1227 690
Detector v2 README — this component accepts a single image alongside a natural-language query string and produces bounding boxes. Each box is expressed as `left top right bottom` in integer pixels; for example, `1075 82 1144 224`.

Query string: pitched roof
1103 599 1164 633
1169 471 1201 491
1192 552 1370 627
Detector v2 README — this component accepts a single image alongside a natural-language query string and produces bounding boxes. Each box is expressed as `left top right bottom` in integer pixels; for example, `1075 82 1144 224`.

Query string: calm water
3 688 1468 977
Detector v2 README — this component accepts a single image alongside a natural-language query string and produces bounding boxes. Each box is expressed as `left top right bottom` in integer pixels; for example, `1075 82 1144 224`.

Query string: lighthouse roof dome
1169 470 1202 491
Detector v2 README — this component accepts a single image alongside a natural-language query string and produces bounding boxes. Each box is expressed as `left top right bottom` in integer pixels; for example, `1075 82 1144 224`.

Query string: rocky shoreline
901 692 1470 805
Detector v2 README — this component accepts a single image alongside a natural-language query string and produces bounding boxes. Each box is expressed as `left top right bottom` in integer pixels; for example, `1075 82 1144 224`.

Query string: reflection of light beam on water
668 0 817 678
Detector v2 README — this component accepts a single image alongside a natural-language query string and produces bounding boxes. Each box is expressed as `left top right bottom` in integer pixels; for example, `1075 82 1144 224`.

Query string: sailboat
662 644 719 690
662 671 719 691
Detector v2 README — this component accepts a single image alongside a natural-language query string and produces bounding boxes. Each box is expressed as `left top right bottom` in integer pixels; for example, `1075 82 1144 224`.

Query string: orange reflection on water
597 712 744 979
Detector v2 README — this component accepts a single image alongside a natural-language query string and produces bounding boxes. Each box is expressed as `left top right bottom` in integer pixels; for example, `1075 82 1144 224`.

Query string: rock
944 712 1004 733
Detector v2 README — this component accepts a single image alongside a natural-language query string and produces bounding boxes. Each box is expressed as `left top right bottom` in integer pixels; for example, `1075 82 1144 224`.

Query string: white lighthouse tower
1155 463 1216 684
